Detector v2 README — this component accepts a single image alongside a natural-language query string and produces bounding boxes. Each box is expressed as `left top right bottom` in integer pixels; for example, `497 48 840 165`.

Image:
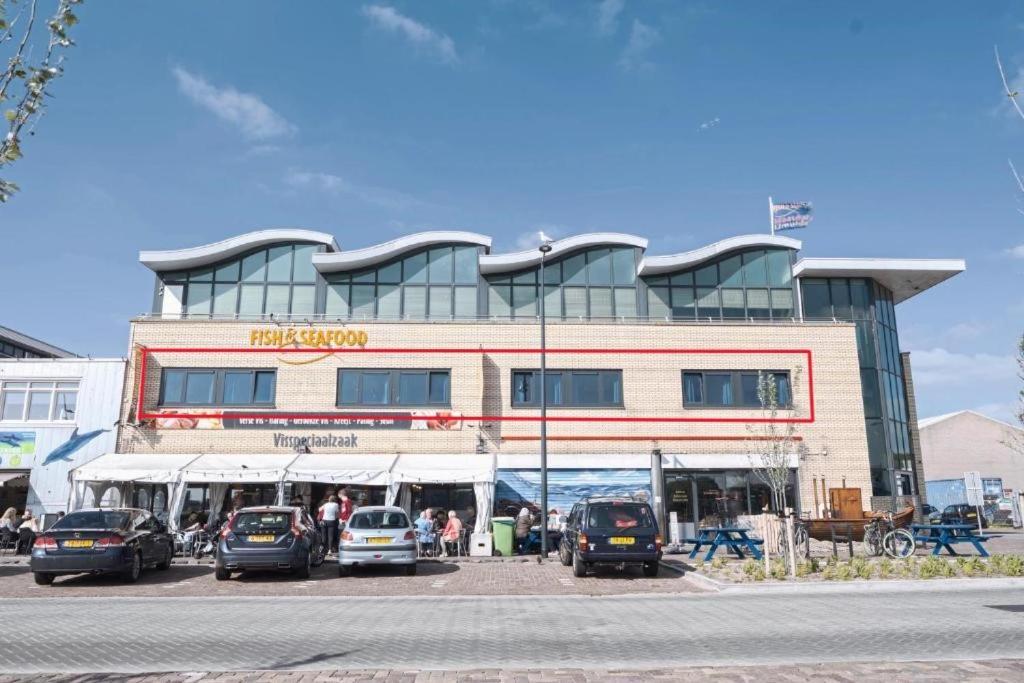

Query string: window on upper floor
161 243 322 319
0 380 79 421
325 246 479 321
487 247 638 320
511 369 623 407
337 369 451 407
645 248 795 321
158 369 277 407
682 370 791 409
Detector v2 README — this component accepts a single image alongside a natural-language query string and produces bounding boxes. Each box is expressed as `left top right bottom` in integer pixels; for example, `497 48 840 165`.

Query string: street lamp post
538 240 552 558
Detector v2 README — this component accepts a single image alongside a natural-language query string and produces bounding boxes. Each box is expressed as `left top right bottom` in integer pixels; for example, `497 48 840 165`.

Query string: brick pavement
0 557 703 598
1 659 1023 682
0 588 1022 672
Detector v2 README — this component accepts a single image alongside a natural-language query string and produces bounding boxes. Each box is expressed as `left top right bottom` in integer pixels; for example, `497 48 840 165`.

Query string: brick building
72 229 964 534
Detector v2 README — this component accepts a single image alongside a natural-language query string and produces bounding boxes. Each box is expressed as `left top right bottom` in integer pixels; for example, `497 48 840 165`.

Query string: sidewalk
1 659 1022 682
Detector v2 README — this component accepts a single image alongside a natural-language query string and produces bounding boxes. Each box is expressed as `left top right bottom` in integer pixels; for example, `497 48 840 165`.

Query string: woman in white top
319 495 341 554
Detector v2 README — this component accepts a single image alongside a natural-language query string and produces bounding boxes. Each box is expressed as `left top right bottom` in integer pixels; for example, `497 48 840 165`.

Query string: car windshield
347 511 410 529
52 511 130 530
233 512 291 533
587 504 653 529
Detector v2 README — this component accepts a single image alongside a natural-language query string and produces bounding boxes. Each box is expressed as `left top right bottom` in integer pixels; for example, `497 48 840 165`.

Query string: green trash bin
491 517 515 557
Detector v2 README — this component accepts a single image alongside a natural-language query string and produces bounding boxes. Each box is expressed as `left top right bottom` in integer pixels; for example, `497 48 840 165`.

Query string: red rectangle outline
136 346 815 425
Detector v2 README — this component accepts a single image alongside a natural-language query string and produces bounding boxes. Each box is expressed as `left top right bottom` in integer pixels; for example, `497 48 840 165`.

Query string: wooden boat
802 506 915 542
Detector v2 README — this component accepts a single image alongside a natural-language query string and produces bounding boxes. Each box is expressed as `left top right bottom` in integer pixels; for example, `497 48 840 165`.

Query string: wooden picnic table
688 526 764 562
911 523 990 557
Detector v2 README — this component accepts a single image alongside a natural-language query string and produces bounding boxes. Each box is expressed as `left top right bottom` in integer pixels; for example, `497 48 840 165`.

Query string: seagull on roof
537 230 554 247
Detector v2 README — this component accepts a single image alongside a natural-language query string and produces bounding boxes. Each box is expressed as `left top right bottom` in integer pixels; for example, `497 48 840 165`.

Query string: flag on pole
770 201 813 232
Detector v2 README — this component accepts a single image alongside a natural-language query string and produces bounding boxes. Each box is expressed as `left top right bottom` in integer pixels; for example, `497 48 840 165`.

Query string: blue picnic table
688 526 764 562
911 523 990 557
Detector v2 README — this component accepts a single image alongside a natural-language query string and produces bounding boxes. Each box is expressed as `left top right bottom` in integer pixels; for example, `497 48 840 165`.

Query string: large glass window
336 369 450 407
682 371 792 409
511 370 623 407
326 245 480 320
158 369 276 407
643 247 796 322
167 242 323 318
0 380 79 422
486 247 638 320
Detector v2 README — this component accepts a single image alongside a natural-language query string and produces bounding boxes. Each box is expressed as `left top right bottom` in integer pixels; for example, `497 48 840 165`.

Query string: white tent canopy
71 453 202 484
179 453 298 484
389 453 495 484
286 453 396 486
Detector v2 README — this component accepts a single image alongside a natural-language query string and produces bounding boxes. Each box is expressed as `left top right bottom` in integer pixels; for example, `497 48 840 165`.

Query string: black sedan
30 508 174 585
215 506 325 580
940 504 990 529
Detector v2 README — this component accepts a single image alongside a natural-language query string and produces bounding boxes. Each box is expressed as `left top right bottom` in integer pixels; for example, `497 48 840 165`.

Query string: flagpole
768 196 775 236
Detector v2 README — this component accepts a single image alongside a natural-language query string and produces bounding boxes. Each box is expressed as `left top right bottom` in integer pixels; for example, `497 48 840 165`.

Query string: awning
660 453 800 469
70 454 202 484
390 453 495 484
495 453 652 470
0 470 29 486
179 453 298 484
286 453 396 486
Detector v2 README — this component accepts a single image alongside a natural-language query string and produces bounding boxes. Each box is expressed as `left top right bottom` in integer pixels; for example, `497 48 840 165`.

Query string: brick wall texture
116 318 873 512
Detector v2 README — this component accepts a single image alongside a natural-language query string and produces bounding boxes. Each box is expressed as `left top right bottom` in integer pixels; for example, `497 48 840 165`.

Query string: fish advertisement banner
153 410 463 431
0 431 35 456
495 469 652 517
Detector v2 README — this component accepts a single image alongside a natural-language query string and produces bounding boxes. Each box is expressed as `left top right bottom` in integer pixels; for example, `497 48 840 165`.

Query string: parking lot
0 557 704 598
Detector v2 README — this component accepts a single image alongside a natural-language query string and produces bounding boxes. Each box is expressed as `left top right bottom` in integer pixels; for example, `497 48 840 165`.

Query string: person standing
318 495 340 554
515 507 533 555
338 488 354 527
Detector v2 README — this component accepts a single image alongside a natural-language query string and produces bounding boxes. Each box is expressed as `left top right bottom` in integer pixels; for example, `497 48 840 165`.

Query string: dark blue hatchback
558 497 662 577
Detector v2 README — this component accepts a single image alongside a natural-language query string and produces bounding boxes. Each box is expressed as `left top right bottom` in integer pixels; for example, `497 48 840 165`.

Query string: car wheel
572 552 587 578
642 561 659 578
33 572 54 586
559 542 572 566
296 552 311 579
214 566 231 581
311 545 326 568
338 563 351 577
405 563 417 576
156 543 173 571
122 551 142 584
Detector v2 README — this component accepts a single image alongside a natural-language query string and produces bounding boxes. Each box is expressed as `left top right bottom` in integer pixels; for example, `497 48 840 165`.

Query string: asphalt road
2 585 1023 673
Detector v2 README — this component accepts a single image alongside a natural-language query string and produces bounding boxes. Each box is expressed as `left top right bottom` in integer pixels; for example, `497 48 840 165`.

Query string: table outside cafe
688 526 764 562
911 523 990 557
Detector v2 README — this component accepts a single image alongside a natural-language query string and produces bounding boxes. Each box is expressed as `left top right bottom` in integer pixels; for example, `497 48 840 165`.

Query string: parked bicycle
863 512 915 559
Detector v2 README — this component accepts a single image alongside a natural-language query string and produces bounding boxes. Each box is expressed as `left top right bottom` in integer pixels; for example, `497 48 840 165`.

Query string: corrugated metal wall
0 359 125 513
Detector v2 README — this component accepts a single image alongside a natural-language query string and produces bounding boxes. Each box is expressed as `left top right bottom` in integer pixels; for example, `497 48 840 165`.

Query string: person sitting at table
441 510 463 557
414 510 435 556
515 507 534 555
16 509 39 555
464 506 477 532
0 507 18 548
433 509 447 534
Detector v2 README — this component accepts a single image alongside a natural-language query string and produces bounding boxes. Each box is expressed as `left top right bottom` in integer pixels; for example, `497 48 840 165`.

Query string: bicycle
863 513 915 559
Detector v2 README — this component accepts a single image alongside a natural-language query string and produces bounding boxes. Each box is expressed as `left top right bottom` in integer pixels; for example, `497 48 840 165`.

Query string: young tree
0 0 84 202
746 368 804 514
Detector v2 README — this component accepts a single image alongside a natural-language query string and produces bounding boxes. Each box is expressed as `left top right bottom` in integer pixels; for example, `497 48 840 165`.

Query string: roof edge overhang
480 233 649 275
793 257 966 304
312 231 492 274
638 234 802 276
139 229 340 272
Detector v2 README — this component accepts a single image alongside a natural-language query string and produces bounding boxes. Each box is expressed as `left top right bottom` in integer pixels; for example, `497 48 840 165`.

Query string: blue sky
2 1 1022 421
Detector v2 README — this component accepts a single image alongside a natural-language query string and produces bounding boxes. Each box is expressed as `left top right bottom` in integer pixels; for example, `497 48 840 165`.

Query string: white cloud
362 5 459 65
284 169 419 210
909 347 1017 388
596 0 625 36
1006 244 1024 258
617 19 661 72
171 66 295 140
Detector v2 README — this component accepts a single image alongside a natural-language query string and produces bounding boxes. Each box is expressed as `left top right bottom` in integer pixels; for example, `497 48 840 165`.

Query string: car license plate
367 537 391 545
62 539 93 549
609 537 635 545
248 535 275 543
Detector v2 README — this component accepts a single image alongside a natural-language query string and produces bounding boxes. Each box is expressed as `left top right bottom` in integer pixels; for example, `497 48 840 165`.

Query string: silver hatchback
338 506 417 576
